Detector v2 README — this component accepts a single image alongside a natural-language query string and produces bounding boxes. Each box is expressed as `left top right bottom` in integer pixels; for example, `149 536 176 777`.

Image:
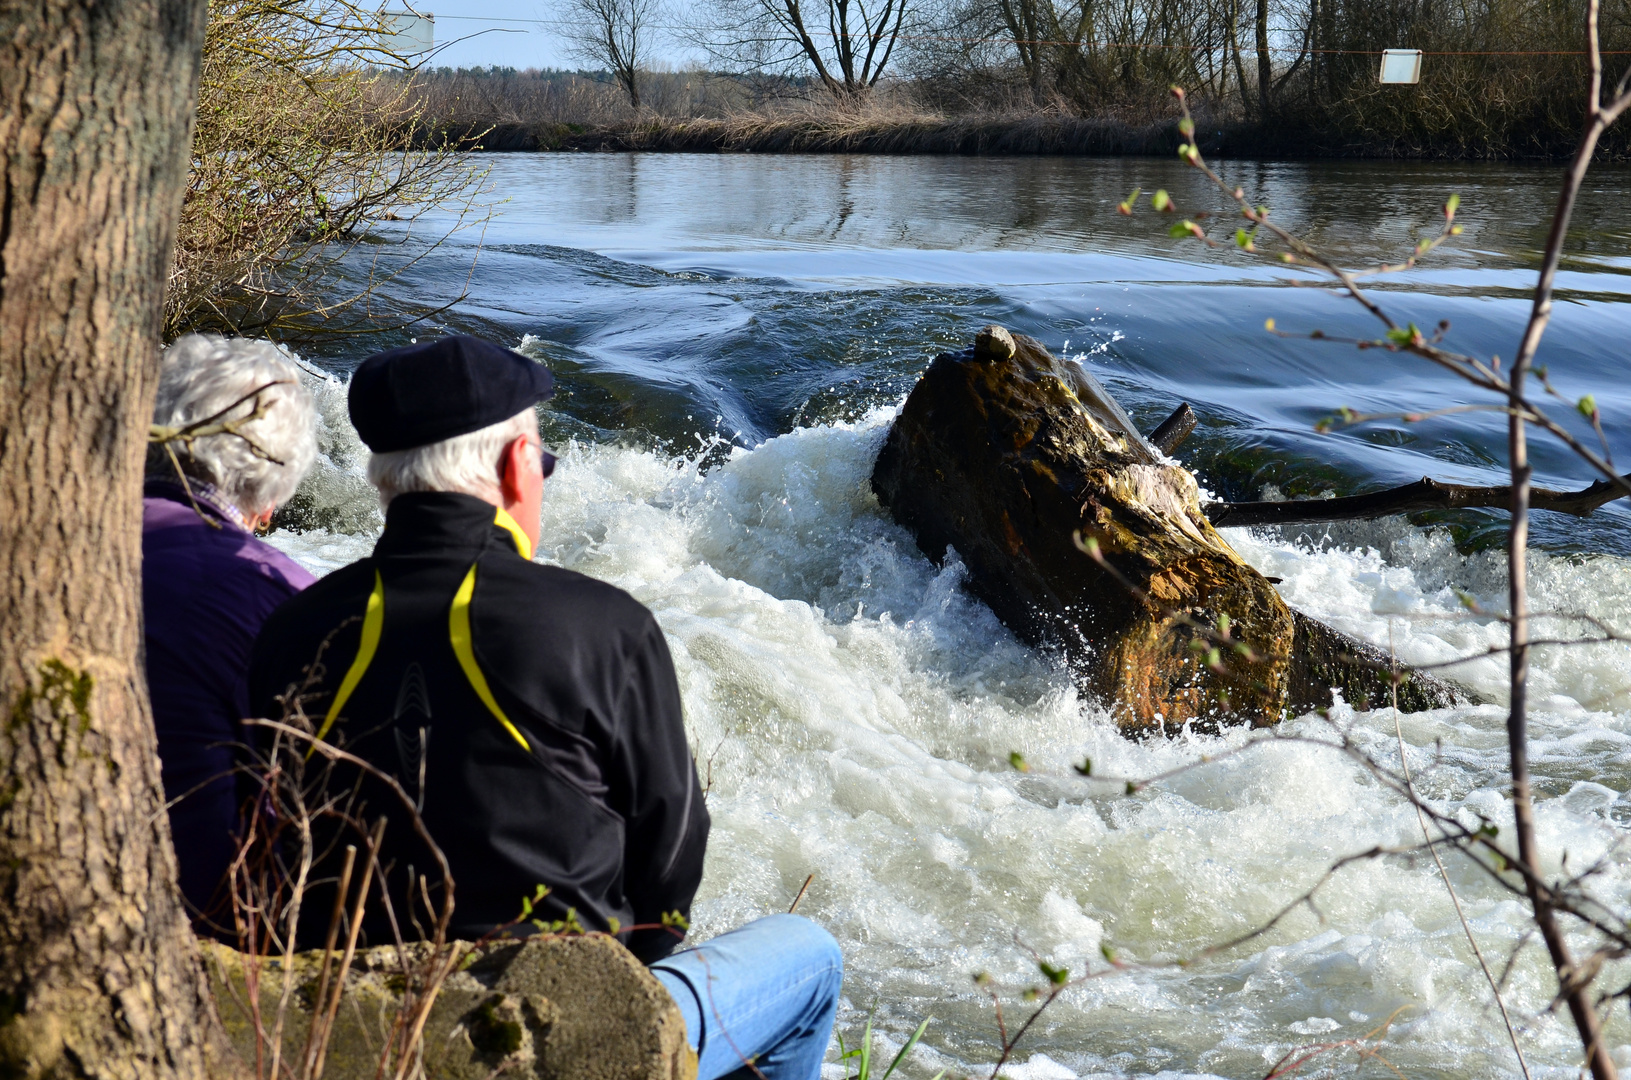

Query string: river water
273 154 1631 1078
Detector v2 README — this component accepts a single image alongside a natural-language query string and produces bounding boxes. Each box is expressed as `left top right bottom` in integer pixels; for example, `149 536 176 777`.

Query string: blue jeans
650 914 843 1080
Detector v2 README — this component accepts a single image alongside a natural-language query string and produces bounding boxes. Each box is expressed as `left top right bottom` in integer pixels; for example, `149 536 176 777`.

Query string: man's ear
498 435 529 504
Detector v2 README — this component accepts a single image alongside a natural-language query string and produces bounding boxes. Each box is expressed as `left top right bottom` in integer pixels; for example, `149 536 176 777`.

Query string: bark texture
872 327 1462 732
0 2 227 1078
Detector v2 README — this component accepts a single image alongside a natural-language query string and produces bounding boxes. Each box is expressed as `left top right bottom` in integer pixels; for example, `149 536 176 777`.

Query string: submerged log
1208 472 1631 528
871 326 1463 732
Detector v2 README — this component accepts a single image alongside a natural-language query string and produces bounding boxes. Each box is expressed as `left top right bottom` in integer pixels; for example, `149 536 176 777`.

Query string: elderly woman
144 334 318 931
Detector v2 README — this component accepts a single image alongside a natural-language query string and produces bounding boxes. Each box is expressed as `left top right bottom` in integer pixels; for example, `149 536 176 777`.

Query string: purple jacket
142 479 315 928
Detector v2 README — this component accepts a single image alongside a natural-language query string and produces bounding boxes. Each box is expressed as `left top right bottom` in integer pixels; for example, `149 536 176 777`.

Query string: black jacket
247 492 708 962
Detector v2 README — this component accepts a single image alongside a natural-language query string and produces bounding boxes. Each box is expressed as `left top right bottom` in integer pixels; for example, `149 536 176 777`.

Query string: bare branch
1208 472 1631 528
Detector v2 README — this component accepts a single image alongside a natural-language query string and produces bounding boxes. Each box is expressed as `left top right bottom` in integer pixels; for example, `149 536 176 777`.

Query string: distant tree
992 0 1092 103
911 0 1223 112
551 0 667 107
691 0 911 99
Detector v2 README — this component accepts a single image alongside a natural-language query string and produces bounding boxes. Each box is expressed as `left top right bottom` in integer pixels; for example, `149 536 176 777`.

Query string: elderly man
143 334 319 930
247 336 841 1080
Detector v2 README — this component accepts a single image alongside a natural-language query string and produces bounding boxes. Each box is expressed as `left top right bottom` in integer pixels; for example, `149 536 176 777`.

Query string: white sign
1379 49 1423 84
379 12 434 57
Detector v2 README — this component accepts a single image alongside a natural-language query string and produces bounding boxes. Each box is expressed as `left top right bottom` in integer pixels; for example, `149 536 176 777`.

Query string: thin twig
1154 74 1629 1078
313 817 386 1080
1389 628 1532 1080
302 844 357 1078
789 873 814 914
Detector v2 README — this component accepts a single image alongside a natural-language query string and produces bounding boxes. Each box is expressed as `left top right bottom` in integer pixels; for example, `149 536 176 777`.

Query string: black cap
348 336 554 452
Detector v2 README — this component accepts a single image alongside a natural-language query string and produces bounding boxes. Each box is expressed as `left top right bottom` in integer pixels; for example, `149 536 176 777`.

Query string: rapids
270 154 1631 1078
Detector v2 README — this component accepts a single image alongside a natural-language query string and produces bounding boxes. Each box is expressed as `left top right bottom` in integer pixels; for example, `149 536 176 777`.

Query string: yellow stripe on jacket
310 569 386 752
449 563 532 753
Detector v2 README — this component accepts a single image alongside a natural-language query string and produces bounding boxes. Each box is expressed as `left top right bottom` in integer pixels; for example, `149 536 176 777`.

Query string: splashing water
268 153 1631 1077
270 371 1631 1079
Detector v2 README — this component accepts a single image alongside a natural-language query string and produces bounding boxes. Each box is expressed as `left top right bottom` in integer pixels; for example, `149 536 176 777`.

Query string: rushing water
272 154 1631 1078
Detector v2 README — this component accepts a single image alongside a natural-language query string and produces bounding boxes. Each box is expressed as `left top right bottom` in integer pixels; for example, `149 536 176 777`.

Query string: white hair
153 334 318 517
366 407 537 508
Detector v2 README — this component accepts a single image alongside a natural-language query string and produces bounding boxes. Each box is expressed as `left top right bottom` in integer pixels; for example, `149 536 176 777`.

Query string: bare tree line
538 0 1630 152
551 0 917 101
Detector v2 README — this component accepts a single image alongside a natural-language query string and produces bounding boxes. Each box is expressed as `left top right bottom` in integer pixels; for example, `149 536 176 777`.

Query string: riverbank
449 112 1177 156
396 70 1631 161
422 108 1630 161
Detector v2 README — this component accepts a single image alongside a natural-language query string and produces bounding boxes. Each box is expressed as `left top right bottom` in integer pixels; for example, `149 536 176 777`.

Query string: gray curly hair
152 334 318 517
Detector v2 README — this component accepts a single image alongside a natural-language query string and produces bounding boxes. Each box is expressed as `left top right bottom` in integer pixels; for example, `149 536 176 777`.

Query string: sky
414 1 698 70
418 3 568 69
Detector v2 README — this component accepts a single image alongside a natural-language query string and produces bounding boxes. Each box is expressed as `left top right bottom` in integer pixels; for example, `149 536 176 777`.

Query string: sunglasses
540 447 557 479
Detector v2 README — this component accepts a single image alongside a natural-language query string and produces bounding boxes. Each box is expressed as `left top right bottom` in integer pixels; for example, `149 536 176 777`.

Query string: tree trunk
1255 0 1271 116
1228 0 1255 119
1000 0 1048 104
0 2 232 1079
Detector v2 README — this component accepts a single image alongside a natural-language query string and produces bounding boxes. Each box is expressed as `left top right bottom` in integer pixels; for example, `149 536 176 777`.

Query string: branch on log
1207 474 1631 528
1149 403 1197 455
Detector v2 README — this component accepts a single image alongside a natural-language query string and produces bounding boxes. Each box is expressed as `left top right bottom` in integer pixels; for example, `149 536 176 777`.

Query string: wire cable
427 13 1631 56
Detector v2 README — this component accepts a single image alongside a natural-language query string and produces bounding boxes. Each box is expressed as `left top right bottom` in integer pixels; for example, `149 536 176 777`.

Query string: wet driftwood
1148 402 1197 456
1109 403 1627 529
871 326 1462 732
1207 473 1631 528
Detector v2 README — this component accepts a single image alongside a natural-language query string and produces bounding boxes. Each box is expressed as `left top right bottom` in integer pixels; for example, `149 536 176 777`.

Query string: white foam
267 411 1631 1078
